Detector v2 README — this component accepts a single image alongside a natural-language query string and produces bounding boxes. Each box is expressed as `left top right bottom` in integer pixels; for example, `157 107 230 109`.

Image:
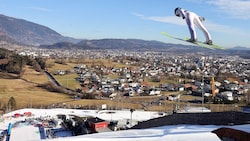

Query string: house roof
0 59 8 65
88 117 107 123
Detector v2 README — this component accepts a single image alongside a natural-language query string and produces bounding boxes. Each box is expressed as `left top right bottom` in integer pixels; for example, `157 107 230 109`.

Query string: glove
199 17 205 22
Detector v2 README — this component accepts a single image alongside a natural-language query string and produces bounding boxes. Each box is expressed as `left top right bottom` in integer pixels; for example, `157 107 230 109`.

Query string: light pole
202 75 204 112
130 109 135 127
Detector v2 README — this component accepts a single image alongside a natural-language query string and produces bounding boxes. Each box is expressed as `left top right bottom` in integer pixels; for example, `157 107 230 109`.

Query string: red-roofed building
88 117 110 133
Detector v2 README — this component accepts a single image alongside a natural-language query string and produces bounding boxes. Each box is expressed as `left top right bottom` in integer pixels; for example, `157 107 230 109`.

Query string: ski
161 32 224 50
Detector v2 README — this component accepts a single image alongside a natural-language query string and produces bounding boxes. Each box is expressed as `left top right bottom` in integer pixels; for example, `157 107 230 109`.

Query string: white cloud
185 0 203 4
205 21 246 35
206 0 250 20
131 12 145 18
132 12 247 35
147 16 186 26
132 12 185 26
185 0 250 19
28 6 51 12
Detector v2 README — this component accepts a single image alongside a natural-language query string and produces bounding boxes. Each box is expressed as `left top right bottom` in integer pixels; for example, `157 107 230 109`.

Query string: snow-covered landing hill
0 108 249 141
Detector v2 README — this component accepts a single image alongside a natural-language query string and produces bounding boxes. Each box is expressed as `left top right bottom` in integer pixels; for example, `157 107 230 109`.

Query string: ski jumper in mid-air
174 7 213 45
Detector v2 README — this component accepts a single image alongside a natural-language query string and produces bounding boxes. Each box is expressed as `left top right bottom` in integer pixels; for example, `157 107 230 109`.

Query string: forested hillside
0 48 46 76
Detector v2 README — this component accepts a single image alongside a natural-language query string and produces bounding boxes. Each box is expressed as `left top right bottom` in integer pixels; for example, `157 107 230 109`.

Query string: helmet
174 7 181 17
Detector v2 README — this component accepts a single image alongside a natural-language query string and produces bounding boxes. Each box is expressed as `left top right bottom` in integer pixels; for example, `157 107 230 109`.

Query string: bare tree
246 90 250 105
6 96 16 112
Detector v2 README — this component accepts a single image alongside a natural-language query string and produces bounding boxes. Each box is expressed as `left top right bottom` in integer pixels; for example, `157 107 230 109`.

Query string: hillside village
7 46 249 112
66 54 250 105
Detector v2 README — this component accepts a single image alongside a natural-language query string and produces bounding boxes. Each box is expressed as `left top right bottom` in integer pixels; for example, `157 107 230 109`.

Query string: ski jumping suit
175 8 212 43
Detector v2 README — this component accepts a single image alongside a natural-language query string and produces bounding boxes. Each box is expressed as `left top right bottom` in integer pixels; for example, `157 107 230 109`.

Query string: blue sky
0 0 250 48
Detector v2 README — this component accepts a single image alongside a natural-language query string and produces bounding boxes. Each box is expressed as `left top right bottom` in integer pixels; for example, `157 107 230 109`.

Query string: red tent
24 112 32 117
14 113 21 118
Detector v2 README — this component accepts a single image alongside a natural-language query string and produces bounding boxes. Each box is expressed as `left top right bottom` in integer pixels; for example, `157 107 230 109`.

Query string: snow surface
1 108 249 141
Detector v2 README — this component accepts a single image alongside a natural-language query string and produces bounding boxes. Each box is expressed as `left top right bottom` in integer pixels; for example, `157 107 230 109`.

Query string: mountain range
0 13 250 56
0 14 79 45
